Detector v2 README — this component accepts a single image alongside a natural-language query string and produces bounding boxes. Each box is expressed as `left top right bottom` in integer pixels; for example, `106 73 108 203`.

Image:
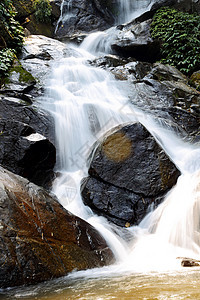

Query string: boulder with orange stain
0 166 114 289
81 123 180 226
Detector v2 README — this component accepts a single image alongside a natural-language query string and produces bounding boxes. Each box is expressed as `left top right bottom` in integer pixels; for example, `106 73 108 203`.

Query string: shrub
0 0 24 53
150 7 200 75
0 0 24 80
0 48 15 78
34 0 52 23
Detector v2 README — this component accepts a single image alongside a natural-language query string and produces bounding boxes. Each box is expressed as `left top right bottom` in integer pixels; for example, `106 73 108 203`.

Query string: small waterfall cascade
42 0 200 274
117 0 153 24
55 0 74 33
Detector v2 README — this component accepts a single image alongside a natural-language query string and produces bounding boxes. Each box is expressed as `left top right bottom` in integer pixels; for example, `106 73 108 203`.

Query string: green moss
151 7 200 75
10 64 36 83
189 72 200 91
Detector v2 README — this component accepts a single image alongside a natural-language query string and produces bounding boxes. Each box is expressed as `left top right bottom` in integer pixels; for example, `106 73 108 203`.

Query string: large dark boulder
55 0 116 39
112 19 160 62
0 97 55 188
81 122 180 226
0 166 114 289
0 36 68 188
0 119 55 188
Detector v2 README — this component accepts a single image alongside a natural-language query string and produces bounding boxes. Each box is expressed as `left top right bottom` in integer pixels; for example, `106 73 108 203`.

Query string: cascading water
117 0 153 24
43 0 200 277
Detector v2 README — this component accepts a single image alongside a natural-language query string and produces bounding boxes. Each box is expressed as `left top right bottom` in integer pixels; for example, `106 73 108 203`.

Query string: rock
13 0 35 21
1 60 36 96
178 257 200 267
55 0 116 39
0 166 114 288
0 96 55 188
20 35 66 95
112 19 160 62
0 118 56 188
0 96 54 143
102 60 200 141
81 123 180 226
89 123 179 196
190 71 200 92
81 176 157 227
130 63 200 140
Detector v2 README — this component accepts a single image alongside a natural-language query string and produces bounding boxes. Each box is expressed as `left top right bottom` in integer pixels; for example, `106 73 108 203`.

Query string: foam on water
42 0 200 275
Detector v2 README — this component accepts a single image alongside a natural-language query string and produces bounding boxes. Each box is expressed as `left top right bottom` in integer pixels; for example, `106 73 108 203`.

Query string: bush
0 48 15 78
150 7 200 75
0 0 24 53
34 0 52 23
0 0 24 80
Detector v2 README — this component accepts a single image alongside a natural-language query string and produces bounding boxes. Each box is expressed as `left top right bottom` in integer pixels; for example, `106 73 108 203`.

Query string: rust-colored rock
0 166 114 289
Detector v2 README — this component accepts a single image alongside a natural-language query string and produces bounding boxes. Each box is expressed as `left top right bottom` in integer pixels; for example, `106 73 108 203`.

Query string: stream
1 0 200 299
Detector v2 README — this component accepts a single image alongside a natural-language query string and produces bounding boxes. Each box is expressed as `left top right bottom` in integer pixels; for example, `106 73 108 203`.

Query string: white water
117 0 153 24
43 0 200 276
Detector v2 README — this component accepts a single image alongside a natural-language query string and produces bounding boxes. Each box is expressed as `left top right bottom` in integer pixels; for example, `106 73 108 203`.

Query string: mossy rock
13 0 36 20
25 14 54 37
2 59 36 92
190 71 200 92
10 62 36 84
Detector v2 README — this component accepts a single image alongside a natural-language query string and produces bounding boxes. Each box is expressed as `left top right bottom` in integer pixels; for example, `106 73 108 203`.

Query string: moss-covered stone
9 62 36 84
190 71 200 92
13 0 35 20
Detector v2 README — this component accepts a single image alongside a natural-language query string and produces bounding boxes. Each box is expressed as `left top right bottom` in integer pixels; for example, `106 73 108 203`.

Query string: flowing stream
2 0 200 299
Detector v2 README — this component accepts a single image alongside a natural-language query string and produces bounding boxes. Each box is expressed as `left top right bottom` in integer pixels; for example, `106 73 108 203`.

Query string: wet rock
130 63 200 140
106 61 200 141
0 96 55 188
178 257 200 267
0 166 114 289
81 123 180 226
55 0 116 39
112 19 160 62
1 60 36 96
0 96 54 143
0 119 56 188
88 123 179 196
81 176 157 227
20 35 66 94
190 71 200 92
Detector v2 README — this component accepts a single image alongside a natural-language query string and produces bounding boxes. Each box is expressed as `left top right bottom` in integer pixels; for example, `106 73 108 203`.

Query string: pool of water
2 268 200 300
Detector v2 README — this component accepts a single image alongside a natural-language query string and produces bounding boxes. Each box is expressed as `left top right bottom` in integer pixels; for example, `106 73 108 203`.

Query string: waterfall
117 0 153 24
42 0 200 274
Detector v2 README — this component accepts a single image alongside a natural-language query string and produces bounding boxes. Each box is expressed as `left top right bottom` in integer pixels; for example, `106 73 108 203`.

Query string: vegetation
34 0 52 23
0 0 24 80
0 0 24 52
0 49 15 77
151 7 200 75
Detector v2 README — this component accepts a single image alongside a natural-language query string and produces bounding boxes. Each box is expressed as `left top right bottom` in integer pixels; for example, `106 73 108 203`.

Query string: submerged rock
81 122 180 226
0 166 114 289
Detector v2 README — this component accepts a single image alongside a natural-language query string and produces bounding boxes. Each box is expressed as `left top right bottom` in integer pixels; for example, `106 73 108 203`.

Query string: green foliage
0 0 24 80
34 0 52 23
0 48 15 78
151 7 200 75
0 0 24 53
